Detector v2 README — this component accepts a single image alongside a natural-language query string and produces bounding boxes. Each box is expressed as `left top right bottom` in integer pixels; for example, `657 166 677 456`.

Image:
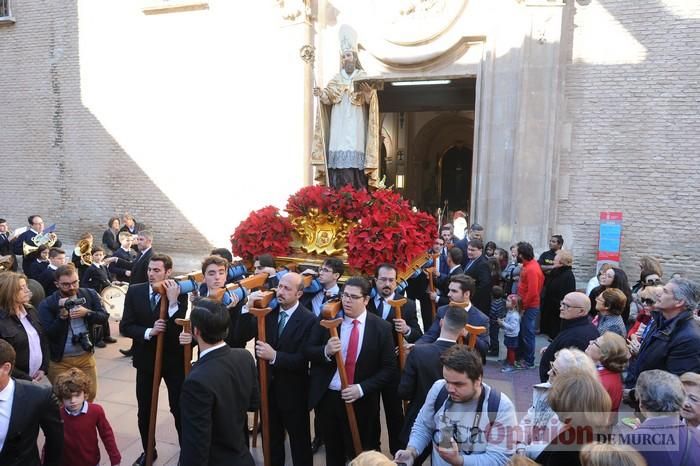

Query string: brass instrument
76 239 93 266
0 255 14 272
22 242 39 257
22 230 58 257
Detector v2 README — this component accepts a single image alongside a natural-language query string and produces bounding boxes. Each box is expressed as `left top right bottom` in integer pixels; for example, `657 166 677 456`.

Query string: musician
109 232 136 283
70 232 93 279
119 253 188 466
37 263 109 401
430 247 464 307
129 231 154 285
305 276 398 466
37 248 66 297
367 263 423 454
26 245 50 281
178 299 259 466
0 219 14 269
301 257 343 317
12 215 62 274
241 272 316 466
81 247 118 348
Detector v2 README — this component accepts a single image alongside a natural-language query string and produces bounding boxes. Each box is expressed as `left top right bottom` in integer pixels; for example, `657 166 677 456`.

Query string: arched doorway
440 145 472 213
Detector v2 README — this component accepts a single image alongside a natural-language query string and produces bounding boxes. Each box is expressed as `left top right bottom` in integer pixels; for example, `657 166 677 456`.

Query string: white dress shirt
144 284 180 340
328 310 367 393
0 379 16 452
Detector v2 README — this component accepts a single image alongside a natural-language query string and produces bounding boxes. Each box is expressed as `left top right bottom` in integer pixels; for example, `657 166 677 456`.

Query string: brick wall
558 0 700 282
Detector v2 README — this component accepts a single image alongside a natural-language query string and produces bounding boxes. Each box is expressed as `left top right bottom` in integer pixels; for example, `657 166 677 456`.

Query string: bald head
560 291 590 320
277 272 304 309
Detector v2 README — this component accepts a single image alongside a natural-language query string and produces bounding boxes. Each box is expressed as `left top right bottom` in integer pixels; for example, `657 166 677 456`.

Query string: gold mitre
339 24 358 55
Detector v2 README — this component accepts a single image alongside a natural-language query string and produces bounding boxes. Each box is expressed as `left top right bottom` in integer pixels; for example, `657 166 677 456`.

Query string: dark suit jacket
437 266 464 306
179 345 259 466
37 267 58 296
305 311 398 411
109 247 136 282
463 255 492 314
101 228 119 254
81 264 111 294
27 260 48 281
539 315 599 382
417 304 490 357
129 248 153 285
239 303 316 407
119 282 188 372
0 379 63 466
13 229 62 273
398 338 455 442
366 292 423 344
0 307 50 380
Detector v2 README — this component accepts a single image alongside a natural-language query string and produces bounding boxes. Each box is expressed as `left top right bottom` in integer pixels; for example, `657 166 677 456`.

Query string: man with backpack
395 345 517 466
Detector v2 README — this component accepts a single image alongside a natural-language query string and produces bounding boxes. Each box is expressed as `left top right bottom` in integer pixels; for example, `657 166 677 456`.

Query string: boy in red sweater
54 368 122 466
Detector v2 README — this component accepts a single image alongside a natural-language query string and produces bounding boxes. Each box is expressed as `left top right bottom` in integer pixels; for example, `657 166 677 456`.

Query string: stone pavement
57 321 552 465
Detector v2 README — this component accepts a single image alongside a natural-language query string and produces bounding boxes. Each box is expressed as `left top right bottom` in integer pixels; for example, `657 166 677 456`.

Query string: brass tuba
76 239 93 266
22 242 39 257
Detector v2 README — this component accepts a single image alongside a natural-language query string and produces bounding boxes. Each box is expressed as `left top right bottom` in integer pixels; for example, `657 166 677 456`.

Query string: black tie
376 297 384 317
150 292 159 312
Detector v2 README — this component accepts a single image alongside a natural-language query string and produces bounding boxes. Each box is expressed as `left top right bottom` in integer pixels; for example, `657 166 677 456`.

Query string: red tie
344 319 360 385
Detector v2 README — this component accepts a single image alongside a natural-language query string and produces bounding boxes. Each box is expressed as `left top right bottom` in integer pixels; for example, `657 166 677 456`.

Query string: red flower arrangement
231 206 293 261
328 185 372 221
285 185 334 217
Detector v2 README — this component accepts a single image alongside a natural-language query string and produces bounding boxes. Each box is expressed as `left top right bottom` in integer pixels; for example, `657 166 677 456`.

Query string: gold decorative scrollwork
290 208 354 256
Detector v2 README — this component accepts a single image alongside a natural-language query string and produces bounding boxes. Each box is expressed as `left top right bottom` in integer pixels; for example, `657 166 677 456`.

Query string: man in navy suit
301 258 343 317
241 272 317 466
462 239 492 316
429 247 464 307
129 231 154 285
418 274 490 358
0 339 63 466
179 299 259 466
398 306 467 464
305 276 398 466
13 215 62 274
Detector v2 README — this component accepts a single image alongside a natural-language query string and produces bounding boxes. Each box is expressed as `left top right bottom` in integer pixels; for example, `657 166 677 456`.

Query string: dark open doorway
440 145 472 213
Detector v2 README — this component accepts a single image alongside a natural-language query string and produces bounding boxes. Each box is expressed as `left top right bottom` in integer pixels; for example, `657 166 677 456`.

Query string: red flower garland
285 185 334 217
230 206 293 261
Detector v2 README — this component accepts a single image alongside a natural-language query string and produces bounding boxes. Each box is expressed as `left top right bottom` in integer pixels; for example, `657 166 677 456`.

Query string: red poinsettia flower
329 185 372 221
285 186 334 217
231 206 293 261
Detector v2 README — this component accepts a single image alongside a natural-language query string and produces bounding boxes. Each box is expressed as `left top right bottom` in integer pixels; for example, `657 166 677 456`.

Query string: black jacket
37 288 109 362
129 248 153 285
366 291 423 344
0 306 50 380
539 315 599 382
540 266 577 338
81 264 111 294
463 255 492 314
418 304 490 357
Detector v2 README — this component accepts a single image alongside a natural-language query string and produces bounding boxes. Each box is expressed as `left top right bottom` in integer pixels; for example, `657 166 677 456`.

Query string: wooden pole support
175 318 192 376
249 303 273 466
146 290 169 466
387 297 408 370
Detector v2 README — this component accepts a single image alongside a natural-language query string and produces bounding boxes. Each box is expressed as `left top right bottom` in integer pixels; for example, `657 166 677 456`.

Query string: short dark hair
90 246 104 255
517 241 535 261
443 306 469 333
449 274 476 296
448 247 463 265
484 241 497 251
0 218 5 224
49 247 65 258
255 254 275 268
55 263 78 280
210 248 233 263
468 239 484 250
469 223 484 232
107 216 120 228
150 253 173 271
0 339 16 369
324 257 345 276
492 285 504 299
54 368 91 399
552 235 564 246
28 215 41 225
190 298 230 344
344 276 371 297
440 345 483 381
201 255 229 274
375 263 397 278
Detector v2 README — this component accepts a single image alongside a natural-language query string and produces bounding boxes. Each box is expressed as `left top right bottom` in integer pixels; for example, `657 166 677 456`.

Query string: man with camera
38 263 109 401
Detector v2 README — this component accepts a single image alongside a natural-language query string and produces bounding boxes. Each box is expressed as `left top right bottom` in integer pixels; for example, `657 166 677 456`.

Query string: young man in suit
305 276 398 466
430 247 464 307
462 239 492 317
242 272 316 466
0 339 63 466
119 253 188 466
367 263 423 454
397 306 467 464
179 298 259 466
301 257 343 317
129 230 154 285
418 274 490 359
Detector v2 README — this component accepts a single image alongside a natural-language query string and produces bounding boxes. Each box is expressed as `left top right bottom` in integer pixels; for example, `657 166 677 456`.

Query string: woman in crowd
540 250 576 339
101 216 120 255
628 256 662 323
627 285 661 341
593 288 627 337
579 442 647 466
585 331 629 412
502 244 521 294
680 372 700 429
586 263 613 296
0 272 50 383
484 241 497 258
589 267 632 322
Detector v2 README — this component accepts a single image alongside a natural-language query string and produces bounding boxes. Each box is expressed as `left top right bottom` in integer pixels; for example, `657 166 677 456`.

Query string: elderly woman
627 285 661 342
535 369 612 466
517 348 598 459
540 250 577 339
0 272 50 383
593 288 627 336
680 372 700 429
586 331 630 411
633 370 700 465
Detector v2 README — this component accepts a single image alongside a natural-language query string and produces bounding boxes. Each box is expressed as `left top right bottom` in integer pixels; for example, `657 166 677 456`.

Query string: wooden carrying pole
146 285 169 466
320 301 363 456
387 297 408 370
249 294 274 466
427 253 439 319
175 318 192 376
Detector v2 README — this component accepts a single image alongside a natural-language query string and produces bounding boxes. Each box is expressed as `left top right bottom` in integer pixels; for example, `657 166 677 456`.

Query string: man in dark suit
179 298 259 466
301 257 343 317
418 274 490 358
429 247 464 307
119 253 188 466
129 230 154 286
239 272 317 466
462 238 492 316
0 339 63 466
12 215 62 274
367 263 423 454
37 247 66 297
398 306 467 464
305 276 398 466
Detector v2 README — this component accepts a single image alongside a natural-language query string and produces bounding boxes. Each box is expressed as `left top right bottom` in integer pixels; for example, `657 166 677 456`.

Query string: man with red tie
305 276 398 466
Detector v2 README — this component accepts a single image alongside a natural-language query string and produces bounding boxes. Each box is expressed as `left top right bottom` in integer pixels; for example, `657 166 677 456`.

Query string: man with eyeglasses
301 257 343 317
368 263 423 454
395 345 517 466
538 291 599 382
37 263 109 401
305 276 397 466
13 215 62 275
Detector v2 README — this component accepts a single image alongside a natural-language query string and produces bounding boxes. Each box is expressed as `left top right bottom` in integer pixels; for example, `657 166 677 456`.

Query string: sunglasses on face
641 298 655 306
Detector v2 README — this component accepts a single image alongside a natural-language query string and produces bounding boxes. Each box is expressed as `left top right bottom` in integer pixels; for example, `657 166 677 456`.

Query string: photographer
38 263 108 401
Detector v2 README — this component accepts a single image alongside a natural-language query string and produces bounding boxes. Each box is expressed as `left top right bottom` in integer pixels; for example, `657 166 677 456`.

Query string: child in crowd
499 294 522 373
54 368 121 466
488 285 507 356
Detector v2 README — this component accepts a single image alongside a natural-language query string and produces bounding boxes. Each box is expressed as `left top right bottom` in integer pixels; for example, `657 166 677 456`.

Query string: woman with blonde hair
0 271 50 383
586 332 630 411
580 442 647 466
680 371 700 429
349 451 395 466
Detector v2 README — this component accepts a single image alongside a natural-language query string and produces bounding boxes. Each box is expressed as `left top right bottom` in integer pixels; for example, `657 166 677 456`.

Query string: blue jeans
517 307 539 365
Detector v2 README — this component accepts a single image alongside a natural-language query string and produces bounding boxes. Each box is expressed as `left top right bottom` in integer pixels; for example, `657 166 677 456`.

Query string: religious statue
311 25 380 190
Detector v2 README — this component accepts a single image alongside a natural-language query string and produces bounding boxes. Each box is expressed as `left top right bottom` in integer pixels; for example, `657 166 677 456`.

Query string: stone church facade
0 0 697 281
